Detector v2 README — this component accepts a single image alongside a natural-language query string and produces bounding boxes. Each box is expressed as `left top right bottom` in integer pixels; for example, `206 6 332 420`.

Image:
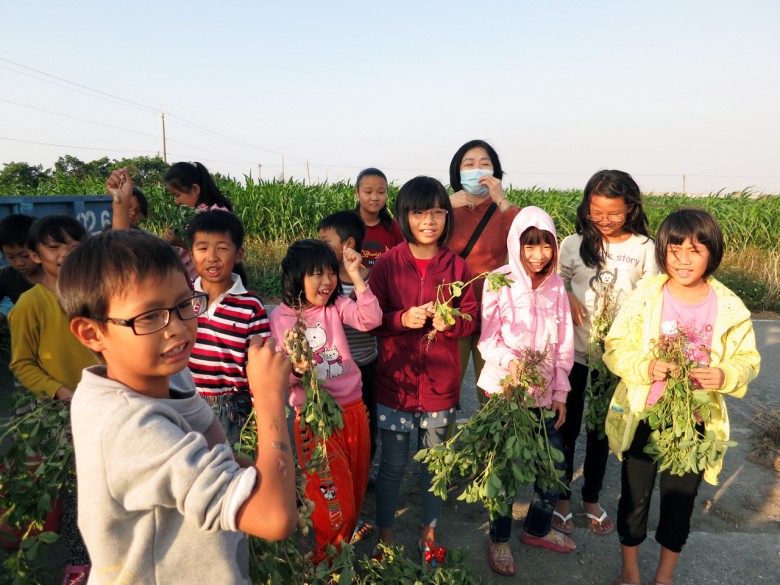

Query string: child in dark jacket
370 176 478 568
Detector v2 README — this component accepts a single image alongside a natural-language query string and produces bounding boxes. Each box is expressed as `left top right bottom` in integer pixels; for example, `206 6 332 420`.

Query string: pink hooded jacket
476 206 574 406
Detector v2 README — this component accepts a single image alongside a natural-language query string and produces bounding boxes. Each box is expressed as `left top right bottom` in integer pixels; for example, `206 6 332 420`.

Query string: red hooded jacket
371 242 478 413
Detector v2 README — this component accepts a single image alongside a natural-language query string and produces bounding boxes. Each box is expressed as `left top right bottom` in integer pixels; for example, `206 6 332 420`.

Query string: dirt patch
751 310 780 320
748 409 780 472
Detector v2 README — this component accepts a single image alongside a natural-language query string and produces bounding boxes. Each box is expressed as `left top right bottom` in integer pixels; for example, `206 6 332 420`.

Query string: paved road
355 319 780 584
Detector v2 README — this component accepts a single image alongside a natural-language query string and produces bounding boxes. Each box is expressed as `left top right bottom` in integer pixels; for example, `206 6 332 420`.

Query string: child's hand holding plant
431 311 454 333
642 329 735 476
106 167 134 230
649 358 678 381
402 302 434 329
425 271 513 345
690 366 725 389
105 167 133 205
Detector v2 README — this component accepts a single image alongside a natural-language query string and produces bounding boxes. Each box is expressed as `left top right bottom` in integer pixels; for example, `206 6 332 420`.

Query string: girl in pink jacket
270 239 382 564
477 206 575 576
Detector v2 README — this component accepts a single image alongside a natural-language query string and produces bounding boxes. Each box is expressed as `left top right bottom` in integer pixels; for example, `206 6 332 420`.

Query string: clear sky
2 1 779 194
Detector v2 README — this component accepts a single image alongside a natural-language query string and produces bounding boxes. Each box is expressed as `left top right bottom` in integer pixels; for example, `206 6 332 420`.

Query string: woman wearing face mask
448 139 520 407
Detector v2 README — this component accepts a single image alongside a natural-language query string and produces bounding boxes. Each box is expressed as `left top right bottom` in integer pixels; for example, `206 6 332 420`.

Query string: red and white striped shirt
189 274 270 396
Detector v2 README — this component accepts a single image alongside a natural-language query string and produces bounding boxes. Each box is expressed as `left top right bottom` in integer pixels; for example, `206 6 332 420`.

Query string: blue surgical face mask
459 169 493 196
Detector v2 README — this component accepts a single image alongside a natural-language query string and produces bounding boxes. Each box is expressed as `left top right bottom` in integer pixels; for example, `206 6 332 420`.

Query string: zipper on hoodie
416 272 426 412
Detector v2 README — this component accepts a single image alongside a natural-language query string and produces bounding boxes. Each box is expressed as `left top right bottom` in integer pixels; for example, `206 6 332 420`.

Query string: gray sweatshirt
71 366 256 584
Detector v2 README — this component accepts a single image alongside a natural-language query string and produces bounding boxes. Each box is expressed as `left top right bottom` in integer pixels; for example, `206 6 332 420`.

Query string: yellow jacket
603 274 760 485
9 284 98 397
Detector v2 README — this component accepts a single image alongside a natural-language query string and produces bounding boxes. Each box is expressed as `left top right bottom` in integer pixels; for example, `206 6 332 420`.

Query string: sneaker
62 564 91 585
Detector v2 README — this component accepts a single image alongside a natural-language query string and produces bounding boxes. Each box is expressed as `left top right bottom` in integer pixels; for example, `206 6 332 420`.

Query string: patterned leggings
62 476 90 565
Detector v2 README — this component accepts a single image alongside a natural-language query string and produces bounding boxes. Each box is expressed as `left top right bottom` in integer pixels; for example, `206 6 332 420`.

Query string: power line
1 54 316 164
0 97 159 139
0 64 157 116
0 56 303 161
0 57 158 114
0 136 157 154
0 136 259 169
0 49 163 111
168 114 285 156
0 98 258 165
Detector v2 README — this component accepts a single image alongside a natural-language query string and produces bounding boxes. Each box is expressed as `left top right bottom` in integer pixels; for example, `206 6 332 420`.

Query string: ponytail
165 161 233 211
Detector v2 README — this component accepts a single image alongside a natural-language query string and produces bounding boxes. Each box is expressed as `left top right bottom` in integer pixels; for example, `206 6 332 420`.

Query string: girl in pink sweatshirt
269 239 382 564
477 206 575 576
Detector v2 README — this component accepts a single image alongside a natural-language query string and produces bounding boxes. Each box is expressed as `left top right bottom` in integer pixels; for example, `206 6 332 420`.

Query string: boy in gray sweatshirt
58 228 297 584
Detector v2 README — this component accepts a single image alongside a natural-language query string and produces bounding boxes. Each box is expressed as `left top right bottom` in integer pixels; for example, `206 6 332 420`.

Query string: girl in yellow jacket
603 209 760 585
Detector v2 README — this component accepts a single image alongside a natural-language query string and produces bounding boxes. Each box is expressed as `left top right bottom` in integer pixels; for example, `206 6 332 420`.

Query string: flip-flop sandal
520 530 576 553
351 520 375 543
371 547 384 563
583 503 614 535
487 540 515 576
551 510 574 534
612 576 640 585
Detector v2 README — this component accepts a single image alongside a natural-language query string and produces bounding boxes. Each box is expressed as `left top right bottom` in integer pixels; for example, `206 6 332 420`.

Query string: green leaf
35 531 59 544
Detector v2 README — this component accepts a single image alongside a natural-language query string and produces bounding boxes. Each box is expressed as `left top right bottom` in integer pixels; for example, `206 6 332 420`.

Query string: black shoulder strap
459 203 498 260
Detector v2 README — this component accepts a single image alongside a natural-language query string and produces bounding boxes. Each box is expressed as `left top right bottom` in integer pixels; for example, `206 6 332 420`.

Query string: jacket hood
506 206 559 288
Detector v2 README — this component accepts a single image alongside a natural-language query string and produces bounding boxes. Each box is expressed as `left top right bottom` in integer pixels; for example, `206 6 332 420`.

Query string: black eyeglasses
410 209 448 219
92 293 208 335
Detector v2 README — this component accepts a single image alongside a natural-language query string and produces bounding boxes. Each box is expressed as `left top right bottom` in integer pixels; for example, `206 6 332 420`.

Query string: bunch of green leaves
235 412 323 584
359 544 484 584
152 197 201 237
425 271 513 345
281 310 344 472
641 329 736 475
0 393 74 583
584 282 620 439
415 348 565 519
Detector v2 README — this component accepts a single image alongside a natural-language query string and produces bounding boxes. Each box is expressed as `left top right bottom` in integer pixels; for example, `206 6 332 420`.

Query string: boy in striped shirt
317 211 378 463
187 210 270 447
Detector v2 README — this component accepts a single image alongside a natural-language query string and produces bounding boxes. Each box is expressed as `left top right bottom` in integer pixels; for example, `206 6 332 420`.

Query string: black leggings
358 359 378 464
559 362 610 502
617 421 703 552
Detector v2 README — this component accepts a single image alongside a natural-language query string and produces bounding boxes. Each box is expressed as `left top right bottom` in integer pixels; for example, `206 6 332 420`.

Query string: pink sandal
520 530 576 553
487 540 515 576
62 564 91 585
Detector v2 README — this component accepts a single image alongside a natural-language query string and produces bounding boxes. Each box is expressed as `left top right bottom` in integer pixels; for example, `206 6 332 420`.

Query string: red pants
294 398 370 564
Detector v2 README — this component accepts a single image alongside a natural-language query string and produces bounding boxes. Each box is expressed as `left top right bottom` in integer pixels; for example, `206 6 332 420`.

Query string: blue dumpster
0 195 112 266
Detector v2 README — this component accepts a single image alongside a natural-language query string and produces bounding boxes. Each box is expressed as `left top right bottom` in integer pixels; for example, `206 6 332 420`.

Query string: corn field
4 175 780 311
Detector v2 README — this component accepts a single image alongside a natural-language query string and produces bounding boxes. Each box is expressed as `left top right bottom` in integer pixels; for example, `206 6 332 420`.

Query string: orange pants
294 398 370 564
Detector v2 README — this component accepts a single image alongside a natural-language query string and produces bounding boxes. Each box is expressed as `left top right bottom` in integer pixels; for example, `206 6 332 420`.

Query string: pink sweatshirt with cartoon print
477 206 574 406
269 287 382 410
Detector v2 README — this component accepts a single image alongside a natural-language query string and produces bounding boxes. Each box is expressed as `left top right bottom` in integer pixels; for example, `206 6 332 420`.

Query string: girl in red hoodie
370 176 478 568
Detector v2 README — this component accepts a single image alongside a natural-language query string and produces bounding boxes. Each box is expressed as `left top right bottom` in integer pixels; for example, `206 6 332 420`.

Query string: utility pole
306 161 311 186
683 174 686 194
258 164 262 181
281 154 285 182
160 112 167 162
